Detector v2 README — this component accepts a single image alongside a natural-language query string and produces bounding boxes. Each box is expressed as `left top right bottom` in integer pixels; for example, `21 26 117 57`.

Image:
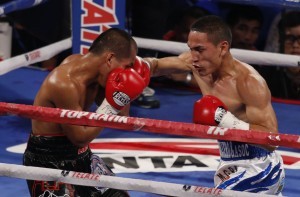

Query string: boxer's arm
118 104 130 116
238 74 278 133
52 82 103 147
193 94 275 151
193 95 249 130
144 51 193 77
238 74 278 151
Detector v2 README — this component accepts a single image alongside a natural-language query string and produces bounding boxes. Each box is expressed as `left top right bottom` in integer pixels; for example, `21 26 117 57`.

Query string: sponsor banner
6 138 300 172
72 0 125 54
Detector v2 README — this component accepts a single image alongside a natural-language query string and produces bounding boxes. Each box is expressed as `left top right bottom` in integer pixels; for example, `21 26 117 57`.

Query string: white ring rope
0 38 72 75
0 163 272 197
133 37 300 67
0 36 299 76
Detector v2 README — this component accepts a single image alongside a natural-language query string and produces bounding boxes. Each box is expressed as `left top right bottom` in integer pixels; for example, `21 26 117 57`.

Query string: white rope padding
133 36 300 67
0 163 272 197
0 36 298 76
0 37 300 75
0 38 72 75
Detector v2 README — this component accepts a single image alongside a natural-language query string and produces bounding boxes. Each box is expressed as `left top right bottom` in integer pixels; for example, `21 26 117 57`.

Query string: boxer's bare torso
192 58 278 135
32 54 102 138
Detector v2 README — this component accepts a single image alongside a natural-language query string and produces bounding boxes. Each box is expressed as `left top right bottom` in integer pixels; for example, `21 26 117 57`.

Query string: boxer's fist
193 95 227 126
193 95 249 130
133 56 151 86
96 68 145 115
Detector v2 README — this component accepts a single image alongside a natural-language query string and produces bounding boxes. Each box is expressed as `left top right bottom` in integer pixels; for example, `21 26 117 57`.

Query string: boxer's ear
106 53 114 67
219 41 229 57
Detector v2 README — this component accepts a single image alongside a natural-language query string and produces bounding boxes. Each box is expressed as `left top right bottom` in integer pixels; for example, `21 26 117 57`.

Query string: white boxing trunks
214 140 285 195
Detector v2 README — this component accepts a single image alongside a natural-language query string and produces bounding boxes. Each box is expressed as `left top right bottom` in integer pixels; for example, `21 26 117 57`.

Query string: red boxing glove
133 56 151 87
96 68 145 115
193 95 249 129
193 95 227 126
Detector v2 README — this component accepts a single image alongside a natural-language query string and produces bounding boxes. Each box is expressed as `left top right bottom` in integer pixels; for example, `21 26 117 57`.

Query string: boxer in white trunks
145 15 285 195
188 15 285 195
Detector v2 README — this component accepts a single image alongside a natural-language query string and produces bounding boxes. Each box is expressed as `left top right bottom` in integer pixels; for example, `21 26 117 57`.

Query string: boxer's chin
197 68 209 76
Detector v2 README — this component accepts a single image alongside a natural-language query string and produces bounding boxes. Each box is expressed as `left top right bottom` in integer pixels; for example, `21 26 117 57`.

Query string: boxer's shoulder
61 54 83 65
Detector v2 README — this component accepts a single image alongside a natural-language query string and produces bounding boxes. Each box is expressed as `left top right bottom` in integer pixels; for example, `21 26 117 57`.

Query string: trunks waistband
25 133 89 160
218 140 271 161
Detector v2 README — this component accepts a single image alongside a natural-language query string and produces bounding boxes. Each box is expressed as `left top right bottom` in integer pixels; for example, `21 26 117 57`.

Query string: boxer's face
101 50 136 86
109 49 137 71
187 31 223 76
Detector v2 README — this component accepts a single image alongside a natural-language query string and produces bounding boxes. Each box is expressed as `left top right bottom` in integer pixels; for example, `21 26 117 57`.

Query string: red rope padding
1 102 300 149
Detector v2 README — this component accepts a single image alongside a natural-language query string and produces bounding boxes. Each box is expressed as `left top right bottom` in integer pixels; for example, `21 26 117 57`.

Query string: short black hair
89 28 137 60
278 11 300 35
191 15 232 46
278 11 300 53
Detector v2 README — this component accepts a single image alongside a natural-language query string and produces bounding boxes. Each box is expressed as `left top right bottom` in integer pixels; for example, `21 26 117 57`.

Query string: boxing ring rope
1 2 298 196
0 36 299 76
1 102 299 149
133 37 300 67
0 102 298 196
0 38 72 75
0 163 271 197
1 34 300 107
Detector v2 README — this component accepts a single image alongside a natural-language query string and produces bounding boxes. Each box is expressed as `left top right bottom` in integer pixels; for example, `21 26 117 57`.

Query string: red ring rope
0 102 299 149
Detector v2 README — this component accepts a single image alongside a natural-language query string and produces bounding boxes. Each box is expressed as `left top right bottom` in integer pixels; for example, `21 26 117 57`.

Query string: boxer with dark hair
23 28 148 197
145 15 285 195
